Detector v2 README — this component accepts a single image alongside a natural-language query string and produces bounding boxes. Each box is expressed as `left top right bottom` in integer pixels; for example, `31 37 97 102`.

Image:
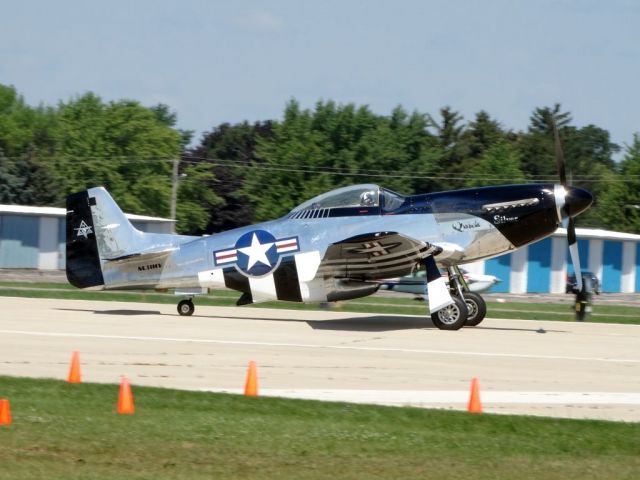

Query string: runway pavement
1 296 639 422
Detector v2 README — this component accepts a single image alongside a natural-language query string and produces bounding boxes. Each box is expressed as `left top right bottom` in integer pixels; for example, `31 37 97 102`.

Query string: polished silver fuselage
102 212 512 298
70 182 592 304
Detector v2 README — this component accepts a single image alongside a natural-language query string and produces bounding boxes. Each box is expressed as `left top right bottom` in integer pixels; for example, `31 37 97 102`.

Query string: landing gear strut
177 298 195 316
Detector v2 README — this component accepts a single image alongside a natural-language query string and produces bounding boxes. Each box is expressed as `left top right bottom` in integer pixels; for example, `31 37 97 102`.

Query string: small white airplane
379 268 501 295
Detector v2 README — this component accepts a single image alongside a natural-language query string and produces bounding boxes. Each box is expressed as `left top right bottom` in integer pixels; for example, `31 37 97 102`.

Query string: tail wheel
177 299 194 316
431 296 468 330
461 292 487 327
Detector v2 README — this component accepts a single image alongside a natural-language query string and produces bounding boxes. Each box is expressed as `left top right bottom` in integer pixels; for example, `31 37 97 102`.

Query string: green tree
595 134 640 233
529 103 571 134
53 93 182 218
462 110 505 160
186 120 274 233
247 100 327 220
426 106 468 189
464 140 525 187
0 149 20 203
357 106 441 194
518 103 573 179
246 100 442 221
175 162 223 234
0 84 59 204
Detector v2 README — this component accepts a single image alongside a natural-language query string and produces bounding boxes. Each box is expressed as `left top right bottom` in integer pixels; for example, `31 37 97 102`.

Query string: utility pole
170 159 179 233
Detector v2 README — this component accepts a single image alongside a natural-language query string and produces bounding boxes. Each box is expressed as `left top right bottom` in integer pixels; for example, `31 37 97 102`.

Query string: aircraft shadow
305 319 563 333
54 308 564 333
307 316 435 332
56 308 163 316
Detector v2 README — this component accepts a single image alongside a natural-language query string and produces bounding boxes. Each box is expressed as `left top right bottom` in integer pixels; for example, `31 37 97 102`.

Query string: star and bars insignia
213 229 300 277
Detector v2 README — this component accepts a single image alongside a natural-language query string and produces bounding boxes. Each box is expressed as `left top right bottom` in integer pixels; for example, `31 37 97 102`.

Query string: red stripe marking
216 252 237 260
277 241 297 249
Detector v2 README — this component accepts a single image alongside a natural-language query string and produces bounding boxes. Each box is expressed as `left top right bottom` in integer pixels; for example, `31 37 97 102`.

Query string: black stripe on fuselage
222 260 303 303
272 257 303 302
223 267 250 293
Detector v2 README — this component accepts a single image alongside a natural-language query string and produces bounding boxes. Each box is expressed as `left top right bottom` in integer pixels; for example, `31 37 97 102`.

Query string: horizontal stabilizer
106 248 176 263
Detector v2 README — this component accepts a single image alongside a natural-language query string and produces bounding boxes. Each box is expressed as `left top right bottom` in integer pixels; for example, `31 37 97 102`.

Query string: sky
2 0 639 151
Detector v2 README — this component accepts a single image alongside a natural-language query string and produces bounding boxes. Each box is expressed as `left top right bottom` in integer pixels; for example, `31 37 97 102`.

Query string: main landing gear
430 266 487 330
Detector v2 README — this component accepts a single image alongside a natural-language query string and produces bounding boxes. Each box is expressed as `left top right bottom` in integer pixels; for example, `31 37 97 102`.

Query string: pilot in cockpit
360 190 376 207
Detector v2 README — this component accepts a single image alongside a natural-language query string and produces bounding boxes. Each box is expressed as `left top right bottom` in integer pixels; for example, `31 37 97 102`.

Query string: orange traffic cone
244 361 258 397
117 377 135 414
0 399 12 425
467 377 482 414
67 351 81 383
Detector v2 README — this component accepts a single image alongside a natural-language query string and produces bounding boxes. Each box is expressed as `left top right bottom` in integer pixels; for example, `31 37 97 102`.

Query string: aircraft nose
565 186 593 217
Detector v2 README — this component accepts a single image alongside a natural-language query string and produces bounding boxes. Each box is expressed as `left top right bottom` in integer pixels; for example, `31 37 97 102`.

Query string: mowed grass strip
0 376 639 480
1 282 639 324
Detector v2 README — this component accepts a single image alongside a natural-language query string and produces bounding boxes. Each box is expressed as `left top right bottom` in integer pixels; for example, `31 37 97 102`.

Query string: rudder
66 190 104 288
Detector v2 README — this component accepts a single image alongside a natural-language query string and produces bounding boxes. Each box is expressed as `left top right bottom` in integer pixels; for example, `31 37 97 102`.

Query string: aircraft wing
317 231 440 280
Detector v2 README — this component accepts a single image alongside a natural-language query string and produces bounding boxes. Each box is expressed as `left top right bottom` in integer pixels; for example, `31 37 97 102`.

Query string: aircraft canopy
290 184 405 214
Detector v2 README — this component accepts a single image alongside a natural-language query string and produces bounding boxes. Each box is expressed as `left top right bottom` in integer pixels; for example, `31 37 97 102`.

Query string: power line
6 154 640 183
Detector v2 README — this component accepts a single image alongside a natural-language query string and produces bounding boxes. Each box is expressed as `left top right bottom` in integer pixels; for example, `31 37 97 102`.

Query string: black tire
177 299 194 316
461 292 487 327
431 296 468 330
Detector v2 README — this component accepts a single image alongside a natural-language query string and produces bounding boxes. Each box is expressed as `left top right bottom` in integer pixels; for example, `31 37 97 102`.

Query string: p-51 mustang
66 147 592 330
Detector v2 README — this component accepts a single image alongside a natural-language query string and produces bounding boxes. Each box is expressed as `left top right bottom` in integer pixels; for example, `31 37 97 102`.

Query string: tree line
1 83 639 234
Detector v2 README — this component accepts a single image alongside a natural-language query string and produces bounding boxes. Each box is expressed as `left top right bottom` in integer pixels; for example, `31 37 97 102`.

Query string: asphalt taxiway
1 296 639 421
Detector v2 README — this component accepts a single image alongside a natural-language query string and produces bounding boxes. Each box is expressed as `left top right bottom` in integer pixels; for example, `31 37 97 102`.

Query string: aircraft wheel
177 299 194 316
462 292 487 327
431 296 468 330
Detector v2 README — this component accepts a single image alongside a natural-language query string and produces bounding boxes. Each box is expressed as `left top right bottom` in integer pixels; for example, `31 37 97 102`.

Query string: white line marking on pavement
1 329 639 364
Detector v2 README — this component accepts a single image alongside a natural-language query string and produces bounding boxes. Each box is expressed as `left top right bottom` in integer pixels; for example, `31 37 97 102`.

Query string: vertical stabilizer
66 186 145 288
66 190 104 288
85 186 143 260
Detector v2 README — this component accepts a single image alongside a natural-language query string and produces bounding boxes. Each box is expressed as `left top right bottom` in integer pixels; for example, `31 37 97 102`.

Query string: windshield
380 188 404 212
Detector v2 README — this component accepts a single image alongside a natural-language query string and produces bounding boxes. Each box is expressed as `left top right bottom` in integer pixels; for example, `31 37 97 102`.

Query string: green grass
0 376 639 480
1 282 639 324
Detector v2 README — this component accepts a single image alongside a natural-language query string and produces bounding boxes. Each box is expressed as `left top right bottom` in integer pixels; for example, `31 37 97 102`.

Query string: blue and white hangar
467 228 640 294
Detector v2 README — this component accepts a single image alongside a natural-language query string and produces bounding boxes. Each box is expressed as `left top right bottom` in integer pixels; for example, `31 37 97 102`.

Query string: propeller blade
566 218 583 292
423 256 453 313
553 119 585 292
553 120 567 186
